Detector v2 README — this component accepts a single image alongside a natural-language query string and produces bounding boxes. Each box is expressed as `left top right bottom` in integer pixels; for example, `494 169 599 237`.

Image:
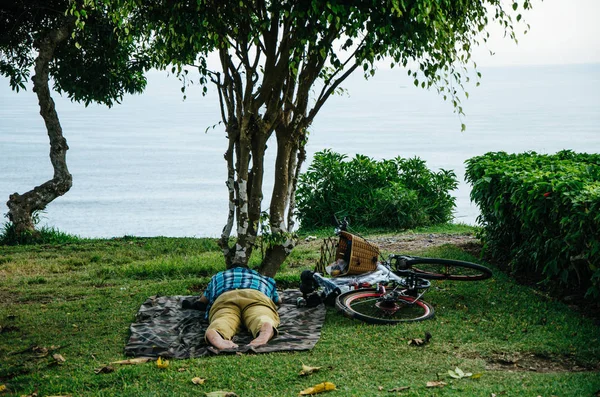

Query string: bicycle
303 217 492 325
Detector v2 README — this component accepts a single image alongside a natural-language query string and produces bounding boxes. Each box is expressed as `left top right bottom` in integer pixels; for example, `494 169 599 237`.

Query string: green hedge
295 150 458 230
465 150 600 298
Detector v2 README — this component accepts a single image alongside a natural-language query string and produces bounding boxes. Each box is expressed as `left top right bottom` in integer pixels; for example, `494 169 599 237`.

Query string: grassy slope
0 228 599 397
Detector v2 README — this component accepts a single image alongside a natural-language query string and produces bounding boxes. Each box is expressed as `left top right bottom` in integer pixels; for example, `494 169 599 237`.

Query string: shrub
465 150 600 298
295 150 458 230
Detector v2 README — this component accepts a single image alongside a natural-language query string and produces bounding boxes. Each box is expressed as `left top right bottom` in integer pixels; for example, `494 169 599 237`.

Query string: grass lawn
1 227 599 396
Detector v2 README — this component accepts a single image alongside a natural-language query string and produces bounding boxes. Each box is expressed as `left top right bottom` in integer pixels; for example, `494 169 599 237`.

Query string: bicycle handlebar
333 215 349 234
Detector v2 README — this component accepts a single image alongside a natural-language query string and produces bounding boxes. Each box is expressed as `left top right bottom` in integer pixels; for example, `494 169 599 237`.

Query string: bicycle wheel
336 288 434 324
405 258 492 281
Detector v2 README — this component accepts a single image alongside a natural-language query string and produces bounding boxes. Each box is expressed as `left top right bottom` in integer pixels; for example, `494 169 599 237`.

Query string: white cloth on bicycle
314 264 404 294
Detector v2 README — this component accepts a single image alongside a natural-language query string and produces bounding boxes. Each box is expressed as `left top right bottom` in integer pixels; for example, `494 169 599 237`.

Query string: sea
1 63 599 238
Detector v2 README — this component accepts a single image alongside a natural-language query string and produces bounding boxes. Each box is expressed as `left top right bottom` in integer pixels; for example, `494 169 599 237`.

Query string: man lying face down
197 263 281 350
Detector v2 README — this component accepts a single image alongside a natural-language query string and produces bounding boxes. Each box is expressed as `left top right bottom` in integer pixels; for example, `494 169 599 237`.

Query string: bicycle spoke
336 289 434 324
349 297 380 305
407 258 492 281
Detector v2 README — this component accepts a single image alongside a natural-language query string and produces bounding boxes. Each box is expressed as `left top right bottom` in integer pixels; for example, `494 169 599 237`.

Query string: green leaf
448 367 472 379
448 370 460 379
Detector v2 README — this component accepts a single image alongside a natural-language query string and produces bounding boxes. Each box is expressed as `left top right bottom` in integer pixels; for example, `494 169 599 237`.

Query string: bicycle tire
335 288 434 324
402 257 492 281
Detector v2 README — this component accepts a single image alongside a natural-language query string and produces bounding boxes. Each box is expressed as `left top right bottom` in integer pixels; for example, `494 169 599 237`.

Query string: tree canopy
1 0 150 104
1 0 153 237
73 0 529 274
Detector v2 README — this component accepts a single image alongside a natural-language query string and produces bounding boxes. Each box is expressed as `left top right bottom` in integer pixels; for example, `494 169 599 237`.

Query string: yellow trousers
206 289 280 341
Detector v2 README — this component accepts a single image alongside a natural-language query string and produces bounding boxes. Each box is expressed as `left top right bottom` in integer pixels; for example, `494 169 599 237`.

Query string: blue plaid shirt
203 267 280 317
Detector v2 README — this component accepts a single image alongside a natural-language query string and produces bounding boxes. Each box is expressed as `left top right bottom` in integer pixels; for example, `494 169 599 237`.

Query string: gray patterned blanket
125 290 326 358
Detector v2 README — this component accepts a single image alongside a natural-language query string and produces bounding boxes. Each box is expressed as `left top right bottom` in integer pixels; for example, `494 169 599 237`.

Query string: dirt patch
300 232 481 255
462 352 599 373
368 233 481 254
0 290 21 305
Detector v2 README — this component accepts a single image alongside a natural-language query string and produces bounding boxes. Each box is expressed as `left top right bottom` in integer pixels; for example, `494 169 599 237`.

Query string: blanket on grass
125 290 326 358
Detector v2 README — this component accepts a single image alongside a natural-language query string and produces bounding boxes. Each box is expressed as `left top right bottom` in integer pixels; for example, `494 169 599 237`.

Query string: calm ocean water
1 64 599 238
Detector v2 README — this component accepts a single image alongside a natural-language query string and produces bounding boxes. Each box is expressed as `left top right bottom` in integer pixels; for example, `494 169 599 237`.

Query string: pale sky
201 0 599 71
473 0 600 66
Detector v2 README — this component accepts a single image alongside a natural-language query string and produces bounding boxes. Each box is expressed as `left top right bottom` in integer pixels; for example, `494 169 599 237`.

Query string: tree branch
307 63 359 126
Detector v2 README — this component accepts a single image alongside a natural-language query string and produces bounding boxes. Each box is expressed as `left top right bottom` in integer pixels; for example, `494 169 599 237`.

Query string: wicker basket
336 231 380 275
316 232 380 276
314 232 377 276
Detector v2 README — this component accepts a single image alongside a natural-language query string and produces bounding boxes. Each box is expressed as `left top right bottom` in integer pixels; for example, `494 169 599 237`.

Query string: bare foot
248 323 275 347
206 329 238 350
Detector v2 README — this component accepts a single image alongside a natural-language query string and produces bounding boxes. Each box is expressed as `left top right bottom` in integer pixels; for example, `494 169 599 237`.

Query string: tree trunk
259 126 298 277
286 129 307 231
219 117 270 268
230 124 268 267
218 126 238 266
6 23 72 237
260 244 290 278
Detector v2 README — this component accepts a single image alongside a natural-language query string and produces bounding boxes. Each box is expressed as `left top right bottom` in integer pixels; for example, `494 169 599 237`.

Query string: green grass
0 226 599 397
0 222 82 246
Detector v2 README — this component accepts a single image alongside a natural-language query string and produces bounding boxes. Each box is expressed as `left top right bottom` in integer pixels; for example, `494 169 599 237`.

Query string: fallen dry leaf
192 377 206 385
426 381 447 388
471 373 484 379
46 395 72 397
32 346 48 357
110 358 153 365
204 392 238 397
156 357 169 369
299 364 322 376
178 368 187 372
408 332 432 346
378 386 384 391
299 382 336 395
53 354 66 363
21 392 38 397
0 384 6 392
388 386 410 392
94 365 115 374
